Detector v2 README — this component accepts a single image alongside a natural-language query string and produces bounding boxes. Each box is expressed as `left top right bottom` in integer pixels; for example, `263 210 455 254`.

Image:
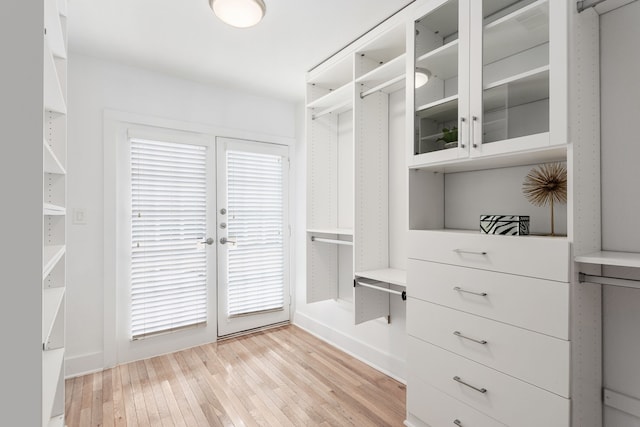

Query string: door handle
201 237 214 245
220 237 237 245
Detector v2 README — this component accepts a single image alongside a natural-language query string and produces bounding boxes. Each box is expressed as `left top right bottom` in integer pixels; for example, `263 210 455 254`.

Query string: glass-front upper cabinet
411 0 566 168
413 0 469 164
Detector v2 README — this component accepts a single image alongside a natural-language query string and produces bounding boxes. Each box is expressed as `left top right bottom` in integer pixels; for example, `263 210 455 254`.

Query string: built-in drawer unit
407 377 507 427
408 337 570 427
408 230 570 282
407 259 570 339
407 299 570 396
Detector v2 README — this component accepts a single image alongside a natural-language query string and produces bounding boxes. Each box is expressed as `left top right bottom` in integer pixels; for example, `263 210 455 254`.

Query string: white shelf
43 245 65 280
484 65 549 91
483 67 549 113
45 0 67 59
484 0 549 65
44 203 66 216
307 82 353 112
44 43 66 115
416 95 459 122
356 53 406 94
42 287 65 346
42 348 64 426
307 228 353 236
410 143 566 174
576 251 640 268
43 139 66 175
416 39 459 81
355 268 406 287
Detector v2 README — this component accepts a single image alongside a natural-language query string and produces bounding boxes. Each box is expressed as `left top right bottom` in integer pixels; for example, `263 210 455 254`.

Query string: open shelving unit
42 0 68 425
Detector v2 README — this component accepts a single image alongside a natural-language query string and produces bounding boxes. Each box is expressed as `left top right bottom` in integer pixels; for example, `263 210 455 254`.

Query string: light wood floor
64 325 406 426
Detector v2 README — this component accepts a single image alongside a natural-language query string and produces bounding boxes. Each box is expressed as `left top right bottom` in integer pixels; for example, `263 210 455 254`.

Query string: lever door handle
220 237 237 245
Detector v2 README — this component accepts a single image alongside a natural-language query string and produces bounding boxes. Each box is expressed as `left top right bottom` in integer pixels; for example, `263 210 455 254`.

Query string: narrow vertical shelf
43 139 66 175
44 43 66 115
42 288 65 346
44 0 66 59
43 245 65 280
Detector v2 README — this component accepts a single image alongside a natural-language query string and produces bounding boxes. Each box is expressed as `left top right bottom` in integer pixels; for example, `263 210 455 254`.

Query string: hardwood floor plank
65 325 406 427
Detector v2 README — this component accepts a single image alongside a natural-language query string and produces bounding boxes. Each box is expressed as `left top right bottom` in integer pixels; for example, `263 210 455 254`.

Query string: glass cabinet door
475 0 550 149
413 0 468 158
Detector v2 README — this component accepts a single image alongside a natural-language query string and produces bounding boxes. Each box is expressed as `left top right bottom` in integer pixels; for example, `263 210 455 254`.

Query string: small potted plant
436 126 458 149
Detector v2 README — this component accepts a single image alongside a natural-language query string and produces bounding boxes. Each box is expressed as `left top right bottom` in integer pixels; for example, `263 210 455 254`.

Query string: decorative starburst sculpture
522 163 567 236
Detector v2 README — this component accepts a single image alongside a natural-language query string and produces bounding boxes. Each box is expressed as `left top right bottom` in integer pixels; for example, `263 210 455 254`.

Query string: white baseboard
293 311 406 383
65 351 104 378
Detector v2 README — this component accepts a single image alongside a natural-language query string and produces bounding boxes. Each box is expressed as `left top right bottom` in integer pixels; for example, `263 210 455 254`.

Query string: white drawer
407 299 570 397
408 337 570 427
408 230 569 282
407 377 507 427
408 259 569 339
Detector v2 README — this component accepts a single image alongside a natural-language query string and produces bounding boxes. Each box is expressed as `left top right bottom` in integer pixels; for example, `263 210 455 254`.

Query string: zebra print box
480 215 530 236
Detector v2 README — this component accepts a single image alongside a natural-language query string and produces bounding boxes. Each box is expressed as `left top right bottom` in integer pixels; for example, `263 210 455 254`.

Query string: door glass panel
482 0 549 144
414 0 460 155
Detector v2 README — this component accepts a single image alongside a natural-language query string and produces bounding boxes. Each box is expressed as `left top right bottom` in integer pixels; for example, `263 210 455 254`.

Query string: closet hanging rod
360 75 405 99
579 273 640 290
310 236 353 246
312 100 351 120
354 279 407 300
577 0 608 12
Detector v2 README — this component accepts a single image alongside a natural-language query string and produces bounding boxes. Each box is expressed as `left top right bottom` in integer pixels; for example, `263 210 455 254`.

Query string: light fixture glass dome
415 68 431 89
210 0 266 28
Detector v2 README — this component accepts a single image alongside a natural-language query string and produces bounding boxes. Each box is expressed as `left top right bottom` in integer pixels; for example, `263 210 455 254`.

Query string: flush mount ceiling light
415 68 431 89
209 0 266 28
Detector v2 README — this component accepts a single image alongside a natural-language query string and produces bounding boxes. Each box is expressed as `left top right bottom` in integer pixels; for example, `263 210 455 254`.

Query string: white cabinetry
306 24 407 324
409 0 567 170
405 1 601 427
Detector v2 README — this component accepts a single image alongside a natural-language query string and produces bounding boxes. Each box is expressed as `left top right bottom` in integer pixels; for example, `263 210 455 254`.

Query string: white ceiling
68 0 415 103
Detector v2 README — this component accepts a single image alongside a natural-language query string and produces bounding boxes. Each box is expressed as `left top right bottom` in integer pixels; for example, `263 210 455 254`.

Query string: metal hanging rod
579 273 640 290
577 0 607 12
360 75 405 99
354 279 407 300
310 236 353 246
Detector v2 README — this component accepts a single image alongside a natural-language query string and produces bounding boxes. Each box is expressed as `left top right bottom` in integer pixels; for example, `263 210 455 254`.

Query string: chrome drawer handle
453 286 488 297
454 420 463 427
454 331 488 345
453 376 487 394
454 249 487 255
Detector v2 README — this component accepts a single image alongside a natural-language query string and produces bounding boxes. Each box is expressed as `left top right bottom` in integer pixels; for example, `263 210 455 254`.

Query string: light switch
72 208 87 225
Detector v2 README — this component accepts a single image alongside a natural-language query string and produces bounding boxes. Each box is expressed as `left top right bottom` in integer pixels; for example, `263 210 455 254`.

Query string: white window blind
130 138 208 339
226 150 285 317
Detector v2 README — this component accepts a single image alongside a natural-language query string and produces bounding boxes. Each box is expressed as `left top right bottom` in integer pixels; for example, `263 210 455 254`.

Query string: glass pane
226 151 285 317
482 0 549 144
414 0 460 155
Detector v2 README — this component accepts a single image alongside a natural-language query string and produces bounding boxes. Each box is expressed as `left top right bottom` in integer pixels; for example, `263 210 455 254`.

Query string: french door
216 138 290 337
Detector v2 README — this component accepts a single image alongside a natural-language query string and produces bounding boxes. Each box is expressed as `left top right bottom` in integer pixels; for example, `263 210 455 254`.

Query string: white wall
600 2 640 425
293 89 408 381
66 53 296 376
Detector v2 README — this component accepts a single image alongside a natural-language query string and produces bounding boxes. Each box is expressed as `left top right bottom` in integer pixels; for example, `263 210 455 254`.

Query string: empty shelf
307 82 353 113
45 0 67 59
44 203 66 216
356 53 406 94
44 43 66 115
355 268 406 287
307 228 353 235
43 139 66 175
416 95 459 122
416 39 459 81
43 245 65 280
42 287 65 346
576 251 640 268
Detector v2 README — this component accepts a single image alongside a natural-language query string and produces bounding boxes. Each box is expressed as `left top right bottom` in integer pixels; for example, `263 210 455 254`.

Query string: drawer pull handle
454 331 488 345
454 421 463 427
453 376 487 394
453 286 488 297
454 249 487 255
